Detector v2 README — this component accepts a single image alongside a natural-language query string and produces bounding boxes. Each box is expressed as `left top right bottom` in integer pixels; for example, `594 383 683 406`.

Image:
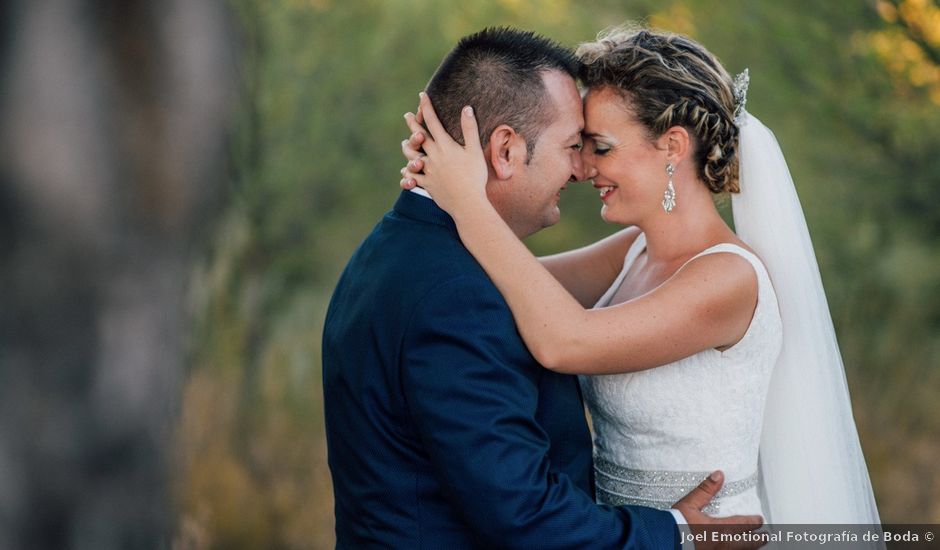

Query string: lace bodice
580 233 783 516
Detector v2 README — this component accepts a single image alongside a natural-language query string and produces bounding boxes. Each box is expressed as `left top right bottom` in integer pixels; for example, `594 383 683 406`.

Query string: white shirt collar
409 187 432 199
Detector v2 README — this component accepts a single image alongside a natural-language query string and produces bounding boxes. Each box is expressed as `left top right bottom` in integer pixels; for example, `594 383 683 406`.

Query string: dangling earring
662 163 677 213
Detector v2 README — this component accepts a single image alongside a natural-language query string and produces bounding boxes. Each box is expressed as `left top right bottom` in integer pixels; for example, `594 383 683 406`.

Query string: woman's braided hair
577 26 741 193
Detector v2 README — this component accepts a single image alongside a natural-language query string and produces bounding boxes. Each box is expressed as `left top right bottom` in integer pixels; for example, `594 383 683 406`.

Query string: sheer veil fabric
732 112 882 533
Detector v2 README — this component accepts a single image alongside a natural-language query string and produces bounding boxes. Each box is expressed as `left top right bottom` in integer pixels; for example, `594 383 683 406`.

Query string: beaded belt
594 456 758 515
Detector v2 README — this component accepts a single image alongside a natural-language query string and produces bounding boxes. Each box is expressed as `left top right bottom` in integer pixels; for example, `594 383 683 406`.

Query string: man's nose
571 151 586 182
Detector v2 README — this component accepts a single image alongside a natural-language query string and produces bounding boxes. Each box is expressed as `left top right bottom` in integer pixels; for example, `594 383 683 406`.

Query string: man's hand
672 471 766 550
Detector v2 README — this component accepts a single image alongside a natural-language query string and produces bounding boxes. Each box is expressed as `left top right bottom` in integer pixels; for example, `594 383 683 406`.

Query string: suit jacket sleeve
401 276 679 550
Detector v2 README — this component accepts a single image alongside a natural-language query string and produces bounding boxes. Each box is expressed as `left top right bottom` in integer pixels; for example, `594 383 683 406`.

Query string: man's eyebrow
567 129 584 142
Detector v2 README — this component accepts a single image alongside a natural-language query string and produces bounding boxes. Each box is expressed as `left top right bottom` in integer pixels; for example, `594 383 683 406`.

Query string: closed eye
593 144 611 156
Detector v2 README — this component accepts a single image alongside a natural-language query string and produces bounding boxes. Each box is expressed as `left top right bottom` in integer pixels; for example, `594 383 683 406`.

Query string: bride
400 27 881 529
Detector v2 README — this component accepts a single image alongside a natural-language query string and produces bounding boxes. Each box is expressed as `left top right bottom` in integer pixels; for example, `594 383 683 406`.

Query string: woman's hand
399 108 426 189
399 93 489 218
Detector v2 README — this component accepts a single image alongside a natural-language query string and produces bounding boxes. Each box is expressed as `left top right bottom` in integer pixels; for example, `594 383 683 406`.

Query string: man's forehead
547 109 582 140
541 70 580 104
552 112 583 142
559 106 584 138
539 69 583 134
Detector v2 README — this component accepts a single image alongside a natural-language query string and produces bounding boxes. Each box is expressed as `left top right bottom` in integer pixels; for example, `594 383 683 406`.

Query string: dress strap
596 237 773 307
594 232 646 308
623 232 648 271
682 243 779 357
684 243 772 284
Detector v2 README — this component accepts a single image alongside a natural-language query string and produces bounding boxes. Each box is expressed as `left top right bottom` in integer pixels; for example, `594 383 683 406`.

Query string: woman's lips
597 185 616 201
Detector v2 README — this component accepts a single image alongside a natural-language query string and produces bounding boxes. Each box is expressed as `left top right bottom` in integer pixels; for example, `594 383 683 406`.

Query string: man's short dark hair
425 27 579 159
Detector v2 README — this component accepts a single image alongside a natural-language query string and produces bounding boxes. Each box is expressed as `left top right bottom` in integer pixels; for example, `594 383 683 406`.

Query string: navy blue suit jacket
322 191 679 549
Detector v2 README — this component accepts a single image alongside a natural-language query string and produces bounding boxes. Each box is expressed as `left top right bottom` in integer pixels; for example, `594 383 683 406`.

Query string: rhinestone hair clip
733 68 749 125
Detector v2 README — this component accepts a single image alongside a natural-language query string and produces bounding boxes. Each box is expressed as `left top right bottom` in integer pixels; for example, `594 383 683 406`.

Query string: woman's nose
572 150 596 181
584 163 598 179
580 153 598 180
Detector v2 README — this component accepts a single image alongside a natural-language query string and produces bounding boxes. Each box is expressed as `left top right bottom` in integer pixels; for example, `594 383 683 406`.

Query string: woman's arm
538 227 640 308
448 195 757 374
408 95 758 374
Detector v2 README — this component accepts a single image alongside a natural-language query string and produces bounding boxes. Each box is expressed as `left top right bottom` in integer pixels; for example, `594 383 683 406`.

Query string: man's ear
659 125 692 165
488 124 524 180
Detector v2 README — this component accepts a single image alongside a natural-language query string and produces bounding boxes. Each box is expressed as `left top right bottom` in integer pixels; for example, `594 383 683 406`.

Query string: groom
323 27 762 549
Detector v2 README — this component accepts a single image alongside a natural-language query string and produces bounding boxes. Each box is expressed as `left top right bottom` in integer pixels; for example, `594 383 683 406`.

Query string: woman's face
581 86 667 225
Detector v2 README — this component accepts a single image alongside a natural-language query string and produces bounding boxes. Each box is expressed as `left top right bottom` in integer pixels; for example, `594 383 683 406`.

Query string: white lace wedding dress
580 233 782 517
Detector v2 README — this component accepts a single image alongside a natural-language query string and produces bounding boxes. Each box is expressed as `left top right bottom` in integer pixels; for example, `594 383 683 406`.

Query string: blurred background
1 0 937 549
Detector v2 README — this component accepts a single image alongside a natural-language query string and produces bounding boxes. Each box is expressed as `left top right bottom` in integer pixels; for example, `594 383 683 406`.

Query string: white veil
731 109 882 529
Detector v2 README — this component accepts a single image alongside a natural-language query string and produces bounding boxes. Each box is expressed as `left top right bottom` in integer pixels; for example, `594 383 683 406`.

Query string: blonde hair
577 26 741 193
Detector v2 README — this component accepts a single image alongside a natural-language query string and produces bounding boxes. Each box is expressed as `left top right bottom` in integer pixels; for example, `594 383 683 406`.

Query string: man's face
494 70 585 238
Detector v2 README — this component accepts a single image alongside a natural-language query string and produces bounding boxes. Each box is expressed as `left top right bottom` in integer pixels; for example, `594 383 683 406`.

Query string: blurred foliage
873 0 940 103
173 1 940 548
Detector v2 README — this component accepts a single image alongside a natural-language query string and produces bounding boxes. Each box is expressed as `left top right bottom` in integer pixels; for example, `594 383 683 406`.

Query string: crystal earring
662 163 677 213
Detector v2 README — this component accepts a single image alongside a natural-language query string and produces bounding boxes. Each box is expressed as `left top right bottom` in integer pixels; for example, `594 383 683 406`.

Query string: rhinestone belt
594 456 758 515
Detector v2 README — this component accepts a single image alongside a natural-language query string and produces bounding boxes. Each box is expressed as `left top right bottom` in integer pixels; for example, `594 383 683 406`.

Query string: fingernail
419 92 426 101
464 106 473 116
709 471 722 482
